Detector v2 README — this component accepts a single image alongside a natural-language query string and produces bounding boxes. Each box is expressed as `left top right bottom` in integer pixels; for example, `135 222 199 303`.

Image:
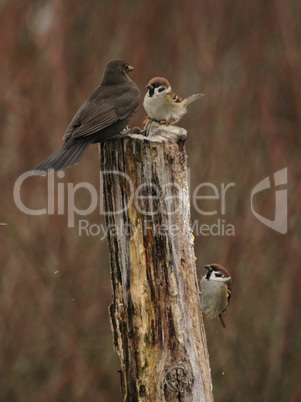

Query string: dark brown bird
34 59 140 172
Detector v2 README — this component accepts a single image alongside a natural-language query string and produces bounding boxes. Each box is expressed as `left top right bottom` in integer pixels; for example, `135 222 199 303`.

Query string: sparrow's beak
127 65 134 72
204 265 211 271
146 84 153 90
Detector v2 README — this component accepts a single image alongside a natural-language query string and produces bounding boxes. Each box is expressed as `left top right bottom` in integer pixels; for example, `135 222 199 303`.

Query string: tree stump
100 121 213 401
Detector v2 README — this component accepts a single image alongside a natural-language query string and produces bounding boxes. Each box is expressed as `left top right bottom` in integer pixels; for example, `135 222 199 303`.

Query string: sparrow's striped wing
223 280 231 312
167 92 182 103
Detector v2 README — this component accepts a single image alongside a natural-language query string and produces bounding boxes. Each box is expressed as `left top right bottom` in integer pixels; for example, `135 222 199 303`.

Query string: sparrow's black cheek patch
158 87 165 93
148 88 155 97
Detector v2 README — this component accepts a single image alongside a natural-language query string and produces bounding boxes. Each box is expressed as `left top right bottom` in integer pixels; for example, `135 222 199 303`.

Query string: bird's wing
64 102 119 139
167 92 182 103
63 84 140 140
224 280 231 310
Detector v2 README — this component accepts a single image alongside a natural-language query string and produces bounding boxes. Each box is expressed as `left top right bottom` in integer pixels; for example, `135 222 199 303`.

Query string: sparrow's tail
183 93 204 107
33 139 93 174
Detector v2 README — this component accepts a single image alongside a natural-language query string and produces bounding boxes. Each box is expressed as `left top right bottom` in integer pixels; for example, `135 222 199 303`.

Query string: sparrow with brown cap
143 77 203 125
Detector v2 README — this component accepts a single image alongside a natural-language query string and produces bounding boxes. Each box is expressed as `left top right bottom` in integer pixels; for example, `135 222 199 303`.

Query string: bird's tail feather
33 140 92 174
183 93 204 106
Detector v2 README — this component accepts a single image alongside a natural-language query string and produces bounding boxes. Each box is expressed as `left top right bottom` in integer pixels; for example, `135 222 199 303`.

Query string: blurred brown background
0 0 300 400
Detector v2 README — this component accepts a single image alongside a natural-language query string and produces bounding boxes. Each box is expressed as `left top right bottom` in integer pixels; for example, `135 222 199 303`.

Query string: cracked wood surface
100 121 213 401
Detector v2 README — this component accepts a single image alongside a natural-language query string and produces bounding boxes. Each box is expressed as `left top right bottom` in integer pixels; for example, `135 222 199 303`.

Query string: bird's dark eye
158 86 165 93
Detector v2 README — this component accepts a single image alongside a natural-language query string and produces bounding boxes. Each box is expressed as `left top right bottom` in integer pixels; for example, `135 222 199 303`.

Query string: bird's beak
127 65 134 72
204 265 211 271
146 84 153 90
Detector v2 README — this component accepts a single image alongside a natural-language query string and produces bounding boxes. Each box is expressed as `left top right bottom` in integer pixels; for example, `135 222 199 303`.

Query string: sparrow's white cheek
153 88 167 97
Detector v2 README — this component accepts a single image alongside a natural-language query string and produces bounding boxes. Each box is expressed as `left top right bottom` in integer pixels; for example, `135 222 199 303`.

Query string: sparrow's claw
143 116 150 124
160 120 171 125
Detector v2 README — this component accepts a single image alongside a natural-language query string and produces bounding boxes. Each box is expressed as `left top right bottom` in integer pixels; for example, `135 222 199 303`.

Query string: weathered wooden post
100 121 213 401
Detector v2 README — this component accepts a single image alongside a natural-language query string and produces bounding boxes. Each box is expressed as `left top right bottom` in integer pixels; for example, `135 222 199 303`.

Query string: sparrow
34 59 140 172
143 77 203 125
200 264 231 328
